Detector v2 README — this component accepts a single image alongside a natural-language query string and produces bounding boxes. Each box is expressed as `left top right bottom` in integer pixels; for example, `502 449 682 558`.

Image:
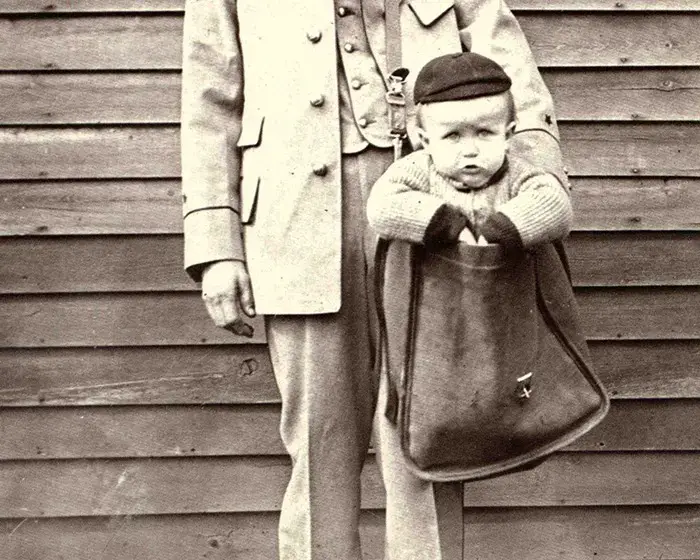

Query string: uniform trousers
265 147 464 560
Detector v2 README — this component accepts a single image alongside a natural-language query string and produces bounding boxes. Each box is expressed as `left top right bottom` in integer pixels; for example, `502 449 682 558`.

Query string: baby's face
417 94 515 189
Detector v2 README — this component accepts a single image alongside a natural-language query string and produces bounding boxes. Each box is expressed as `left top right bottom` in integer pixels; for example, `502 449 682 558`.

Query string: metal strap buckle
385 67 410 160
516 372 534 400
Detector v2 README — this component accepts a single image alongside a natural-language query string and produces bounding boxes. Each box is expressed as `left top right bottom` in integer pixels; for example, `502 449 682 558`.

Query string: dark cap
413 52 512 104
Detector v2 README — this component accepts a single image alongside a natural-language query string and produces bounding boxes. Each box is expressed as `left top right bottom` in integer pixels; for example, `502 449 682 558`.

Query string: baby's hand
458 227 477 244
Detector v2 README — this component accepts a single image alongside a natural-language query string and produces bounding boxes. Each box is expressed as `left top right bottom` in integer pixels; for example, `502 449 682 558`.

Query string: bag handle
373 237 399 422
373 238 423 424
553 238 573 283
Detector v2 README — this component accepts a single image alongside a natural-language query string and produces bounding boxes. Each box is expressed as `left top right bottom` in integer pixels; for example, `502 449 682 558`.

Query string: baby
367 51 572 249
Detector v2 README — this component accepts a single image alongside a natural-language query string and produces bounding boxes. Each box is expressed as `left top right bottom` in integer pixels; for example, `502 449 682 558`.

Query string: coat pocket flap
408 0 454 27
237 114 265 147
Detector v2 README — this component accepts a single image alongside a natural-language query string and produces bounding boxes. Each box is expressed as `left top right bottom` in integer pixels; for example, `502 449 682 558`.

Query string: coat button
310 95 325 107
312 164 328 177
306 30 322 43
350 79 362 90
357 117 368 128
343 42 355 53
337 6 348 16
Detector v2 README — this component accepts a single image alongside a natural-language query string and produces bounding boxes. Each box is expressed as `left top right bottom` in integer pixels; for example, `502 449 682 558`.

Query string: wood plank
1 232 698 294
577 287 700 340
544 68 700 122
0 0 184 12
1 178 698 236
0 180 181 235
560 123 700 177
0 72 181 125
465 452 700 508
572 177 700 231
0 288 697 348
520 13 700 67
1 123 699 180
590 340 700 400
1 507 699 560
0 345 280 407
569 399 700 452
567 232 700 287
0 405 286 460
514 0 700 8
1 14 700 70
0 399 697 460
0 513 291 560
3 0 700 13
0 456 302 517
465 505 700 560
0 236 191 293
0 15 183 70
1 452 699 517
3 69 700 125
0 127 180 180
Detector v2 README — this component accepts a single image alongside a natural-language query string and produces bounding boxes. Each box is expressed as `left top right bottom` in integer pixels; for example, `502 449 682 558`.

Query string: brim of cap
415 79 511 104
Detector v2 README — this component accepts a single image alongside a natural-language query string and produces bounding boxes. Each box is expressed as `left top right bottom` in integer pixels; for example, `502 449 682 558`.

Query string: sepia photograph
0 0 699 558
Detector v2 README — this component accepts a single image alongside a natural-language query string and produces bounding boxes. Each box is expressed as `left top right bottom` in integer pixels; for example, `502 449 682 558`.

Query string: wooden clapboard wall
0 1 699 558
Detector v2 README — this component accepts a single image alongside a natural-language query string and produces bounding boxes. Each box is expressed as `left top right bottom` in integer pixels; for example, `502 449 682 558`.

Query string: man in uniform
181 1 567 558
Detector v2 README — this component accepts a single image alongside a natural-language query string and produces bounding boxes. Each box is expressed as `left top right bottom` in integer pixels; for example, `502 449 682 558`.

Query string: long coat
181 0 563 314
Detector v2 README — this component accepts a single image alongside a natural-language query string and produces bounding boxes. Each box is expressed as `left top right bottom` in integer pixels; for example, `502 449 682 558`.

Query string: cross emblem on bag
516 372 534 400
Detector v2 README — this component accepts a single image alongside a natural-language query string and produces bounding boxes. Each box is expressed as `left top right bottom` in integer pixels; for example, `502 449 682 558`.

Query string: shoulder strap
384 0 410 160
385 0 402 74
376 0 412 422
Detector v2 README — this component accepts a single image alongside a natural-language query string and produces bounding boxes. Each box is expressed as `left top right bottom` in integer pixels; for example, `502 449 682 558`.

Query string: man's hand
201 260 256 338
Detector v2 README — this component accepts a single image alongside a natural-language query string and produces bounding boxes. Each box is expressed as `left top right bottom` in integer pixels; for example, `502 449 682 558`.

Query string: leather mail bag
375 239 610 482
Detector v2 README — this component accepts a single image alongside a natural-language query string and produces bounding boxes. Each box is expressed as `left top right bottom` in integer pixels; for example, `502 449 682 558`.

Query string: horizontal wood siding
2 232 699 291
3 178 700 236
0 4 699 559
1 0 700 11
1 508 699 560
0 13 699 70
2 453 700 517
0 288 699 348
1 69 699 125
0 400 699 461
1 124 700 179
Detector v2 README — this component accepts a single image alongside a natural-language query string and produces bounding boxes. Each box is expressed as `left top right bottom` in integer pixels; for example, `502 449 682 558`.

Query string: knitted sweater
366 150 572 248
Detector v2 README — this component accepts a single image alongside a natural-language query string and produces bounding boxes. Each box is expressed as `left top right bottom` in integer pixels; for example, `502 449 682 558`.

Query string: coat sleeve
454 0 568 188
181 0 245 281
